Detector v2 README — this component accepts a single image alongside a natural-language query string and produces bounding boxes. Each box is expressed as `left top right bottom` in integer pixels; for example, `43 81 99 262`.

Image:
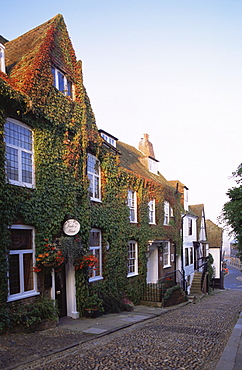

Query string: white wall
209 248 221 279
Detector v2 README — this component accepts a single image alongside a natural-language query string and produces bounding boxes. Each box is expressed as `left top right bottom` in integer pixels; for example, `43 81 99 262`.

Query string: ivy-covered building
0 15 183 323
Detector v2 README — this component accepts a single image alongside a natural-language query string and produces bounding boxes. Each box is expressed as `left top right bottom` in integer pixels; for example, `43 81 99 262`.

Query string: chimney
138 133 155 158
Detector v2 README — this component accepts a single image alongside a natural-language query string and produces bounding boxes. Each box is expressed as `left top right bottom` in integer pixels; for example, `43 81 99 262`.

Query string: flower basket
42 262 56 267
83 308 99 318
74 255 98 271
34 239 65 273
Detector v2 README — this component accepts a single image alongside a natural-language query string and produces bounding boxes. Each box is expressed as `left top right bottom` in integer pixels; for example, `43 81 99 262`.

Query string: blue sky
1 1 242 234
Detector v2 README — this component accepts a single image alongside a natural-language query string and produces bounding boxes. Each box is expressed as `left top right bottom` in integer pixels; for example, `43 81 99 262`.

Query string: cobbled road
13 290 242 369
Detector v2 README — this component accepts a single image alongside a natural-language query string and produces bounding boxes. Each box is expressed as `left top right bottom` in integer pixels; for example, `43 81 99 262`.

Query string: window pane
88 173 94 197
87 155 99 175
5 120 32 150
128 242 136 274
130 209 135 222
90 231 100 247
9 254 20 294
185 248 189 266
88 249 100 278
10 229 32 250
190 248 193 264
67 80 72 97
22 152 32 183
51 67 56 86
58 71 65 93
94 176 99 199
24 253 34 291
6 146 18 180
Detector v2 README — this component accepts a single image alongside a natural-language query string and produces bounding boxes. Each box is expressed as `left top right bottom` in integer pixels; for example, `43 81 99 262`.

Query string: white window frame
87 153 101 202
0 43 6 73
164 201 170 225
8 225 38 302
4 118 35 188
162 241 171 268
127 190 137 223
100 132 116 147
127 240 138 277
89 228 103 282
148 199 156 224
148 158 158 174
51 66 74 99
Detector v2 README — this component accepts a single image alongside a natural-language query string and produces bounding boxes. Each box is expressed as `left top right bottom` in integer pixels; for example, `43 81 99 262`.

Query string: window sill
7 291 39 302
127 273 139 278
90 198 102 203
130 221 138 224
89 276 103 283
8 180 35 189
163 265 172 269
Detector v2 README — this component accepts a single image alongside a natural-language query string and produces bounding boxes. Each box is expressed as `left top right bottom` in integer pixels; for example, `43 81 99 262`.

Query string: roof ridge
6 14 62 45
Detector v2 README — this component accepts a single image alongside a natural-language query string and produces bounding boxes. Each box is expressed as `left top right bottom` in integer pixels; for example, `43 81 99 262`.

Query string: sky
1 1 241 239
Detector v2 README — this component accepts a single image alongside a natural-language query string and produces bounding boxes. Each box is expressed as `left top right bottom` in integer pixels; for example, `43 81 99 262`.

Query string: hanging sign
63 219 80 236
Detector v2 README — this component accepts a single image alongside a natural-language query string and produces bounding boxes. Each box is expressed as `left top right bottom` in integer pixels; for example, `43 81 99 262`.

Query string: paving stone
83 327 107 334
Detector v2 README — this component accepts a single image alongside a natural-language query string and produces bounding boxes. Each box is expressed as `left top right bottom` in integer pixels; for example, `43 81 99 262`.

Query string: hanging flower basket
74 255 98 271
33 239 65 273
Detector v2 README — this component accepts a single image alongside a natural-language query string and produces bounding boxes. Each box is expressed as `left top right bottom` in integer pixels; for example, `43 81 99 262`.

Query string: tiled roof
3 14 78 96
5 15 58 75
116 140 171 187
206 219 223 249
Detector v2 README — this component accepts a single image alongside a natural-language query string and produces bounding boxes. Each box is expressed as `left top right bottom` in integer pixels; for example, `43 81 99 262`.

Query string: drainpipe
181 213 187 294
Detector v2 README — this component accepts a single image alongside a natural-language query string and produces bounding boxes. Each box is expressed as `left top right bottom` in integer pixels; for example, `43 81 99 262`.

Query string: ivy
0 15 182 313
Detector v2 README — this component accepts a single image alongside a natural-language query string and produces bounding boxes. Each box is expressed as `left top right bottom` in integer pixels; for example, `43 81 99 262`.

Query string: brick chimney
138 133 155 158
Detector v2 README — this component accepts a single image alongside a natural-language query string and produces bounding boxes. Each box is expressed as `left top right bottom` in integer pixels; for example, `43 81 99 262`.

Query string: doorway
55 268 67 317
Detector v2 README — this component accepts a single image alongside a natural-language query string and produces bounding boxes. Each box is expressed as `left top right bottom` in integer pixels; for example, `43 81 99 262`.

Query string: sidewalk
59 304 180 336
215 309 242 370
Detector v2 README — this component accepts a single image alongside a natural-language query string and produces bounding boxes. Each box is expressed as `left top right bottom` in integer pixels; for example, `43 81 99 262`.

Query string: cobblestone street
10 290 242 370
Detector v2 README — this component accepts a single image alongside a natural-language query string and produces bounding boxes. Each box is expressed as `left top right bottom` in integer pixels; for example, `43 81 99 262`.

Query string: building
0 15 183 323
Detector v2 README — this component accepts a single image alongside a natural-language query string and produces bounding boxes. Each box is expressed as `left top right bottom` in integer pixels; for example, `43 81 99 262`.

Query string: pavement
215 310 242 370
59 304 177 336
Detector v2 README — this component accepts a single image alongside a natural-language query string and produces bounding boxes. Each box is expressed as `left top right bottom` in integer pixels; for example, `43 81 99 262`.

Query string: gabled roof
116 140 171 187
206 219 223 249
4 14 79 95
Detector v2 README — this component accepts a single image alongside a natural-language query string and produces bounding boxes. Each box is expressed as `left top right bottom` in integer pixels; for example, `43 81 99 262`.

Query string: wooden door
55 268 67 317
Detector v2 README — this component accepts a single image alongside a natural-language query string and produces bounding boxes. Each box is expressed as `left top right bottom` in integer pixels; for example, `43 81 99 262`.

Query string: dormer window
51 66 73 98
0 43 6 73
148 157 158 174
99 130 117 148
